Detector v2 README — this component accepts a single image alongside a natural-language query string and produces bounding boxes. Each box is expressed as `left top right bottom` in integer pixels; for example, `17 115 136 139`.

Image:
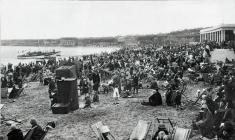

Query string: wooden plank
91 121 104 140
173 127 191 140
130 120 149 140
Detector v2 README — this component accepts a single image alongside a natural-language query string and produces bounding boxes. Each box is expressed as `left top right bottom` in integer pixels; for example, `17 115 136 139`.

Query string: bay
0 46 120 65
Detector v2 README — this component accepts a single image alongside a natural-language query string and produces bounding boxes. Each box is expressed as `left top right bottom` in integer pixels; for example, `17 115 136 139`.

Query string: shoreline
0 46 121 66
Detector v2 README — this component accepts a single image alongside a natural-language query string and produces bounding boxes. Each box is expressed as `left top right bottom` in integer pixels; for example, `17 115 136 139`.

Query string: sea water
0 46 120 65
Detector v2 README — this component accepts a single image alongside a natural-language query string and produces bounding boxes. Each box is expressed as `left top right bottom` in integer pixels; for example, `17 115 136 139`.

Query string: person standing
48 77 57 108
92 69 100 102
112 71 120 104
132 73 139 94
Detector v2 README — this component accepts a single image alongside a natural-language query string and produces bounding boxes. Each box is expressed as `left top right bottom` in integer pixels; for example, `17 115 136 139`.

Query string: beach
1 80 206 140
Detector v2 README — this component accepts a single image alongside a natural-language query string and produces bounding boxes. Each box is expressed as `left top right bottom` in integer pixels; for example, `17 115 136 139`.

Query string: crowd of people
1 40 235 139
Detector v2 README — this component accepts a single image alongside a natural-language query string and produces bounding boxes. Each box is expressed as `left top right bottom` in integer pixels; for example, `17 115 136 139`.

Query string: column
215 32 217 42
210 33 212 41
212 32 214 41
219 30 221 43
213 32 215 42
218 31 220 43
200 34 202 42
221 30 225 42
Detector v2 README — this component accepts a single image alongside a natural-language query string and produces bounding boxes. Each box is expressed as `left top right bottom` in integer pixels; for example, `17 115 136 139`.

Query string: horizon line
1 26 206 40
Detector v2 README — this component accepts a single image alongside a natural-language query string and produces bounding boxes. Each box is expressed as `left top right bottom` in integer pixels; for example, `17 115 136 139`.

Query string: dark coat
31 125 45 140
224 80 235 102
132 76 139 86
48 80 56 94
1 77 8 88
149 91 163 106
7 129 24 140
92 73 100 85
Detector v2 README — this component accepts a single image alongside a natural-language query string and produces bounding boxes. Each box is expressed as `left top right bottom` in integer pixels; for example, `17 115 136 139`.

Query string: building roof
200 24 235 33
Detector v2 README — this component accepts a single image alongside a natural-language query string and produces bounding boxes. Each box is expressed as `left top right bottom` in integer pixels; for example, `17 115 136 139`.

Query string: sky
1 0 235 39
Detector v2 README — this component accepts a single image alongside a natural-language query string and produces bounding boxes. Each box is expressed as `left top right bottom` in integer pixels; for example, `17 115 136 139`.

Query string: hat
100 126 110 133
202 95 207 100
158 124 166 129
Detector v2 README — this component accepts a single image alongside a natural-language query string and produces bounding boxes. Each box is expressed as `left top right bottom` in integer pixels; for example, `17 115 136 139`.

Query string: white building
200 24 235 43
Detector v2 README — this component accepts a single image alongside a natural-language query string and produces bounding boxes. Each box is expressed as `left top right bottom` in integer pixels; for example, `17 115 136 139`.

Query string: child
113 85 120 104
84 95 91 108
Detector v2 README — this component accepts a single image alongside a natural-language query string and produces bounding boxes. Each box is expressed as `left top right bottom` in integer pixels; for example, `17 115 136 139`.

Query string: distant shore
1 28 201 47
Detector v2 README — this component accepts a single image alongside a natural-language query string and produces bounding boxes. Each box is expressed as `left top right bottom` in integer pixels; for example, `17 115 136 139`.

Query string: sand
1 81 208 140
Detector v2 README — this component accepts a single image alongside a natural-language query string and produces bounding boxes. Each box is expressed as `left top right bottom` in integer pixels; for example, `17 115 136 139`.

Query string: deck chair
129 120 151 140
8 87 24 99
172 127 191 140
0 104 4 122
24 122 55 140
1 88 8 98
91 121 115 140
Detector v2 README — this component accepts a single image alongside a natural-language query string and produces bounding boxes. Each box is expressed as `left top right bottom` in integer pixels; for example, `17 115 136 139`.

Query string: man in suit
141 90 163 106
30 119 45 140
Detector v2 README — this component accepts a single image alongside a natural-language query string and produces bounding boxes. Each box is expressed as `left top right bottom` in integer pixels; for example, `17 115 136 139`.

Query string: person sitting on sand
84 95 92 108
30 119 45 140
100 125 115 140
152 124 169 140
195 103 215 138
141 90 162 106
8 84 20 99
7 124 24 140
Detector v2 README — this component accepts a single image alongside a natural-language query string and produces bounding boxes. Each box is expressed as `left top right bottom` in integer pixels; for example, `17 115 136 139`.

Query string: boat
17 50 61 59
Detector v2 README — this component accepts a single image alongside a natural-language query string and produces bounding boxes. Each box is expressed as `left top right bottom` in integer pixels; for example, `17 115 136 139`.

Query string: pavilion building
200 24 235 43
